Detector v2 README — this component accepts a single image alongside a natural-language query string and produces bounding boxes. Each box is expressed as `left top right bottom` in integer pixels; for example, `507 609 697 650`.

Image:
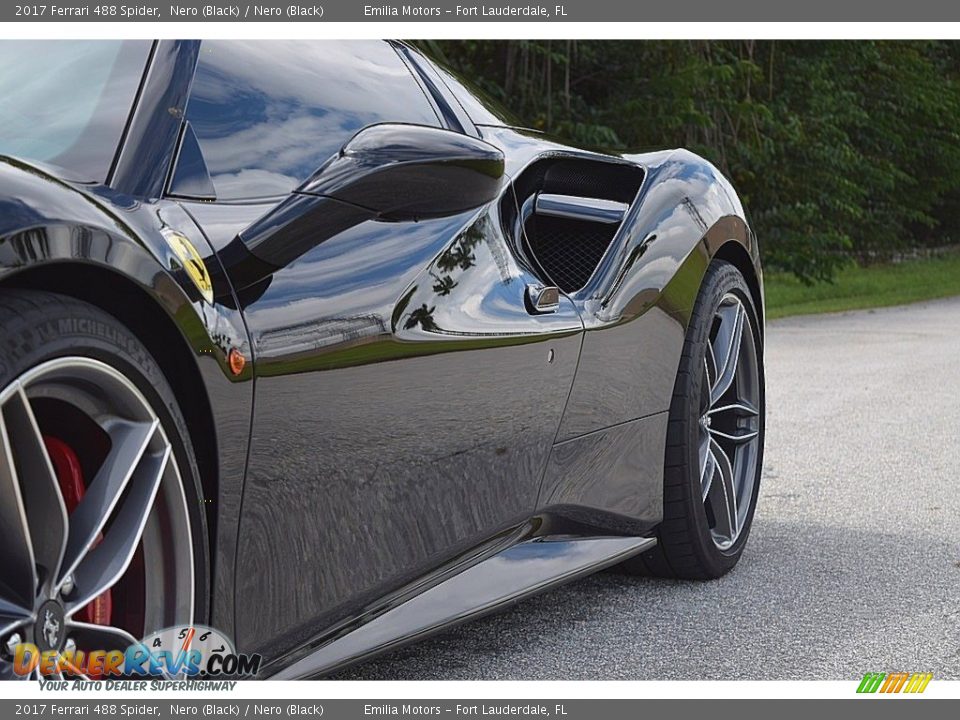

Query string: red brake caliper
43 436 113 626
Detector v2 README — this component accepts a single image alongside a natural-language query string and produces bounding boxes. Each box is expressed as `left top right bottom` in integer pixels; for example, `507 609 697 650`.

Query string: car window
408 45 522 129
431 64 523 129
0 40 151 181
186 40 442 201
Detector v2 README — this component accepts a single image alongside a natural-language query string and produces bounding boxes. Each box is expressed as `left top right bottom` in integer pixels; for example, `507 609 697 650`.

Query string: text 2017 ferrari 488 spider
0 40 764 679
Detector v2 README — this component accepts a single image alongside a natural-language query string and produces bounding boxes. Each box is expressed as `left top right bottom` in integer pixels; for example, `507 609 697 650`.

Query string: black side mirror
303 123 505 220
222 123 505 291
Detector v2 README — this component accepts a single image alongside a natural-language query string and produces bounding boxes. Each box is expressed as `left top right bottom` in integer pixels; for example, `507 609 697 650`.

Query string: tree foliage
420 41 960 283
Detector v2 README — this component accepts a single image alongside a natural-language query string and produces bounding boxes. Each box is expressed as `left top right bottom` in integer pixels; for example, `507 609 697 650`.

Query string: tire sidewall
682 263 765 575
0 291 210 625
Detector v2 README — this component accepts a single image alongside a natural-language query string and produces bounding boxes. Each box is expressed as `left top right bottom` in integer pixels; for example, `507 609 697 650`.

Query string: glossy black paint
216 201 585 660
538 413 669 535
274 533 657 678
302 123 504 220
220 123 506 290
110 40 199 199
0 40 763 677
167 122 216 200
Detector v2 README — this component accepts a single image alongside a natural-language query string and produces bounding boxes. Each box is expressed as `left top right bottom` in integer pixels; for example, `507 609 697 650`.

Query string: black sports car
0 40 765 679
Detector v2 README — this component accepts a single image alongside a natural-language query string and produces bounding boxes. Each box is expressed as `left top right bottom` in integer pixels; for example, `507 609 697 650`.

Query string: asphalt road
337 297 960 680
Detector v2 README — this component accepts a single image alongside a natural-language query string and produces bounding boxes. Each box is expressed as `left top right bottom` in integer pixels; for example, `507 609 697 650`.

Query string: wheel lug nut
60 575 74 596
4 632 21 657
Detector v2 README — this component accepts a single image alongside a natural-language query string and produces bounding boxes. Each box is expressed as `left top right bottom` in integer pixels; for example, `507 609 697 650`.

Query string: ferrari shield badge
163 229 214 304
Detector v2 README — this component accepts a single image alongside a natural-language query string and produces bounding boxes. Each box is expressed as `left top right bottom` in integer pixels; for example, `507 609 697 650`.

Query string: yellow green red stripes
857 672 932 694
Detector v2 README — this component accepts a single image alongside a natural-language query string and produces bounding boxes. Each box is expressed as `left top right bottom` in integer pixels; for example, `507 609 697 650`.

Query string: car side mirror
221 124 505 292
302 123 505 220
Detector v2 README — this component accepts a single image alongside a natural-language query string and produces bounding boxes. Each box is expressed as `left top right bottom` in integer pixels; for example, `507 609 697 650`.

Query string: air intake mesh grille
524 215 617 293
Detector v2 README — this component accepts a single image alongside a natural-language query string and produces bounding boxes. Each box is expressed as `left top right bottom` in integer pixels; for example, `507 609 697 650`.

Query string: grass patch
764 252 960 320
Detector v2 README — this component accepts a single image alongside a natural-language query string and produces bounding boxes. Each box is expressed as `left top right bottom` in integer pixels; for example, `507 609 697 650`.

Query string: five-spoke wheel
0 292 199 680
625 260 765 579
698 293 762 550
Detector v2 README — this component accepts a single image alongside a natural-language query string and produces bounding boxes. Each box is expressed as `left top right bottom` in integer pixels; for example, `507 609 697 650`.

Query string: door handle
526 285 560 314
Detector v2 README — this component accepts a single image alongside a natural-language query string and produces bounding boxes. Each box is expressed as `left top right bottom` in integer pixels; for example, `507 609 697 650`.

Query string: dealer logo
857 672 933 694
12 623 261 678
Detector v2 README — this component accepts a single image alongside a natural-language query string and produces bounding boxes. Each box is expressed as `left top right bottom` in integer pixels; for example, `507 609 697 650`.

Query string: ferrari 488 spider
0 40 764 678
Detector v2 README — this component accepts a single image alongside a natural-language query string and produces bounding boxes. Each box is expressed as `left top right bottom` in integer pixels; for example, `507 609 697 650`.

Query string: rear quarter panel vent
513 157 645 293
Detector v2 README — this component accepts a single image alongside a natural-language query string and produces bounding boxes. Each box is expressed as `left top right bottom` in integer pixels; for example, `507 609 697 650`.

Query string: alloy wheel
698 293 762 551
0 357 194 679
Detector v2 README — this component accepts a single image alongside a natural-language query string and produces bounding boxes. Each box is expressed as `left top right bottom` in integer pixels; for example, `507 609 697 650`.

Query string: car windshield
0 40 151 181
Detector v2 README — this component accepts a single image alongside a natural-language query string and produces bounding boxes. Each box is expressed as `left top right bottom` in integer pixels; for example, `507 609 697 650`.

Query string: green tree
418 40 960 283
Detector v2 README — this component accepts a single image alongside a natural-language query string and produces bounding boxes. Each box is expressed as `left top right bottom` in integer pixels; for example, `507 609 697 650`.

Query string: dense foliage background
419 41 960 283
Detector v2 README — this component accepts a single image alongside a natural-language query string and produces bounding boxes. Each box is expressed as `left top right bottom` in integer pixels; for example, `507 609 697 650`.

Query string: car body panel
273 533 657 679
195 196 584 659
537 412 670 536
477 128 759 437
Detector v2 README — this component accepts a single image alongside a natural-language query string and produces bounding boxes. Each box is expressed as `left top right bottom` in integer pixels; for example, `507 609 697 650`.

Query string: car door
172 40 584 659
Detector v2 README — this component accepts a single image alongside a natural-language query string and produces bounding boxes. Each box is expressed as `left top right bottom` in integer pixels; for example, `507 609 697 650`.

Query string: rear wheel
0 290 205 679
625 260 765 579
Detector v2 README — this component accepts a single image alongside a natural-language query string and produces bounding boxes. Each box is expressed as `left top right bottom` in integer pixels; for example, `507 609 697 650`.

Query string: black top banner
5 0 960 22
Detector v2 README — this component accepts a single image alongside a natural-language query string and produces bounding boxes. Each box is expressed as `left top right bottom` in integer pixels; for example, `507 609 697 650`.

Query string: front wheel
0 290 205 679
626 260 765 579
